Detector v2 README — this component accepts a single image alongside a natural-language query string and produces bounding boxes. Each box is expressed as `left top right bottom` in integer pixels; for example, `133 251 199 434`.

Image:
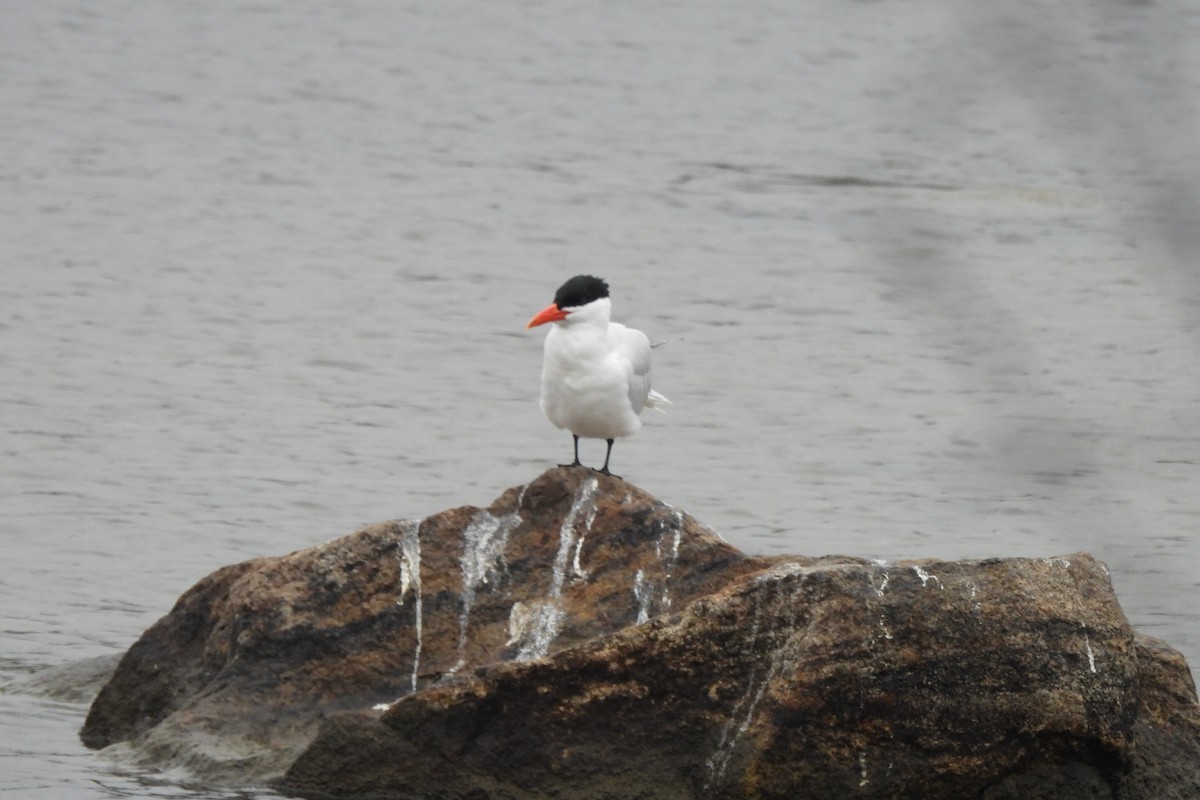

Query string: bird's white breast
540 322 645 440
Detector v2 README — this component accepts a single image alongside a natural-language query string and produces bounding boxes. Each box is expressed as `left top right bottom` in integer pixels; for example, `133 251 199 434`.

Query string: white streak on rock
706 588 766 783
572 497 599 580
868 567 893 642
512 477 598 661
395 521 423 693
859 751 870 787
506 601 529 646
572 531 588 579
912 565 943 589
757 561 810 581
633 570 651 625
455 509 520 664
660 510 683 611
512 600 566 661
549 477 598 599
706 575 805 786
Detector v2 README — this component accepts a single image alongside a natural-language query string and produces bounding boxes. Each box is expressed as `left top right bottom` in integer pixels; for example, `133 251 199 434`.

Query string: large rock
281 555 1198 800
80 467 765 782
80 469 1200 798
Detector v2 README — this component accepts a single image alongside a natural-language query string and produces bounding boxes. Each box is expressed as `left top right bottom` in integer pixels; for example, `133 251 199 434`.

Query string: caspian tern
526 275 670 477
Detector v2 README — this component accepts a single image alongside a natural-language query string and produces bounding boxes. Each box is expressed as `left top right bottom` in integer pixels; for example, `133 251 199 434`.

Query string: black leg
597 438 620 478
558 434 583 468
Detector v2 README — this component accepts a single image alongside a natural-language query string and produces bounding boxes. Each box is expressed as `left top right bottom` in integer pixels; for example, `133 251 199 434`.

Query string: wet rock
80 467 764 783
1114 634 1200 799
282 554 1183 800
80 469 1200 798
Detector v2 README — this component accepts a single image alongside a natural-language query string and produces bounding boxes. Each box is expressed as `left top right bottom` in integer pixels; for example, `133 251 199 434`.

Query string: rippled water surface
3 1 1200 796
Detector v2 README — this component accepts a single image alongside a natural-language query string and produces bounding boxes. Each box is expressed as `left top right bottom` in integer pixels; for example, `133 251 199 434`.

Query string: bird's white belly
540 364 642 440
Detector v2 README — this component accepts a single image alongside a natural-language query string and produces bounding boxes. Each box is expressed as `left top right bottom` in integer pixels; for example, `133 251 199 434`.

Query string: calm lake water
3 1 1199 797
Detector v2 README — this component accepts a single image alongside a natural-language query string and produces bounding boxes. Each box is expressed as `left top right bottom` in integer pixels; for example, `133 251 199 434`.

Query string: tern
526 275 670 477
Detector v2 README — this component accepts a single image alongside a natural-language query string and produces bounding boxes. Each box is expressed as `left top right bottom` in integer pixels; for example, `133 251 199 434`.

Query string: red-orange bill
526 303 569 328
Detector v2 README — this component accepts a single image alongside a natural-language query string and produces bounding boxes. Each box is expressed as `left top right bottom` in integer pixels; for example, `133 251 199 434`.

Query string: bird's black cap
554 275 609 309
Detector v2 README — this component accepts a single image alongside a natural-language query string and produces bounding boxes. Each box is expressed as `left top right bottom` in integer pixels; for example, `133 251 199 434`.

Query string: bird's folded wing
609 323 655 415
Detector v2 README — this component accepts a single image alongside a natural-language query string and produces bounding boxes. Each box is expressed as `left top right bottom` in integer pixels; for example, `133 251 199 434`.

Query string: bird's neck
546 311 611 368
564 297 612 329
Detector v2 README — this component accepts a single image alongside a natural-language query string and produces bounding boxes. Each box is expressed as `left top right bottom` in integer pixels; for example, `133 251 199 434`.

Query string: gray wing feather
609 323 654 415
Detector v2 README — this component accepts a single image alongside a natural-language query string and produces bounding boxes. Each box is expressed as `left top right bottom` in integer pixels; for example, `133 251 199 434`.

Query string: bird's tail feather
646 390 672 412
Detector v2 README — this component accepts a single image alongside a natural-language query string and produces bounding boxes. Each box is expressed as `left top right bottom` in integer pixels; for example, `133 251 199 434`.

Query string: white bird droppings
706 575 804 787
455 508 520 664
912 565 943 589
396 520 423 693
511 600 567 661
633 569 651 625
511 477 598 661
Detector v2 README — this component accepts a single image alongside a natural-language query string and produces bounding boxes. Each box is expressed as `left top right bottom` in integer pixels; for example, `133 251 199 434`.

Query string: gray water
3 1 1199 797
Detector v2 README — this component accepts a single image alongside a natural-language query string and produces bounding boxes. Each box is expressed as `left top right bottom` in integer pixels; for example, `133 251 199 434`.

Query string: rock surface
80 468 765 782
80 468 1200 798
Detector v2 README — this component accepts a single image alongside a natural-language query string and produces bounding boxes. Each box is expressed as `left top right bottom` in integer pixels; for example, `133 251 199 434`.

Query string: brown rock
1114 634 1200 799
80 467 763 781
79 469 1200 798
282 554 1166 800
